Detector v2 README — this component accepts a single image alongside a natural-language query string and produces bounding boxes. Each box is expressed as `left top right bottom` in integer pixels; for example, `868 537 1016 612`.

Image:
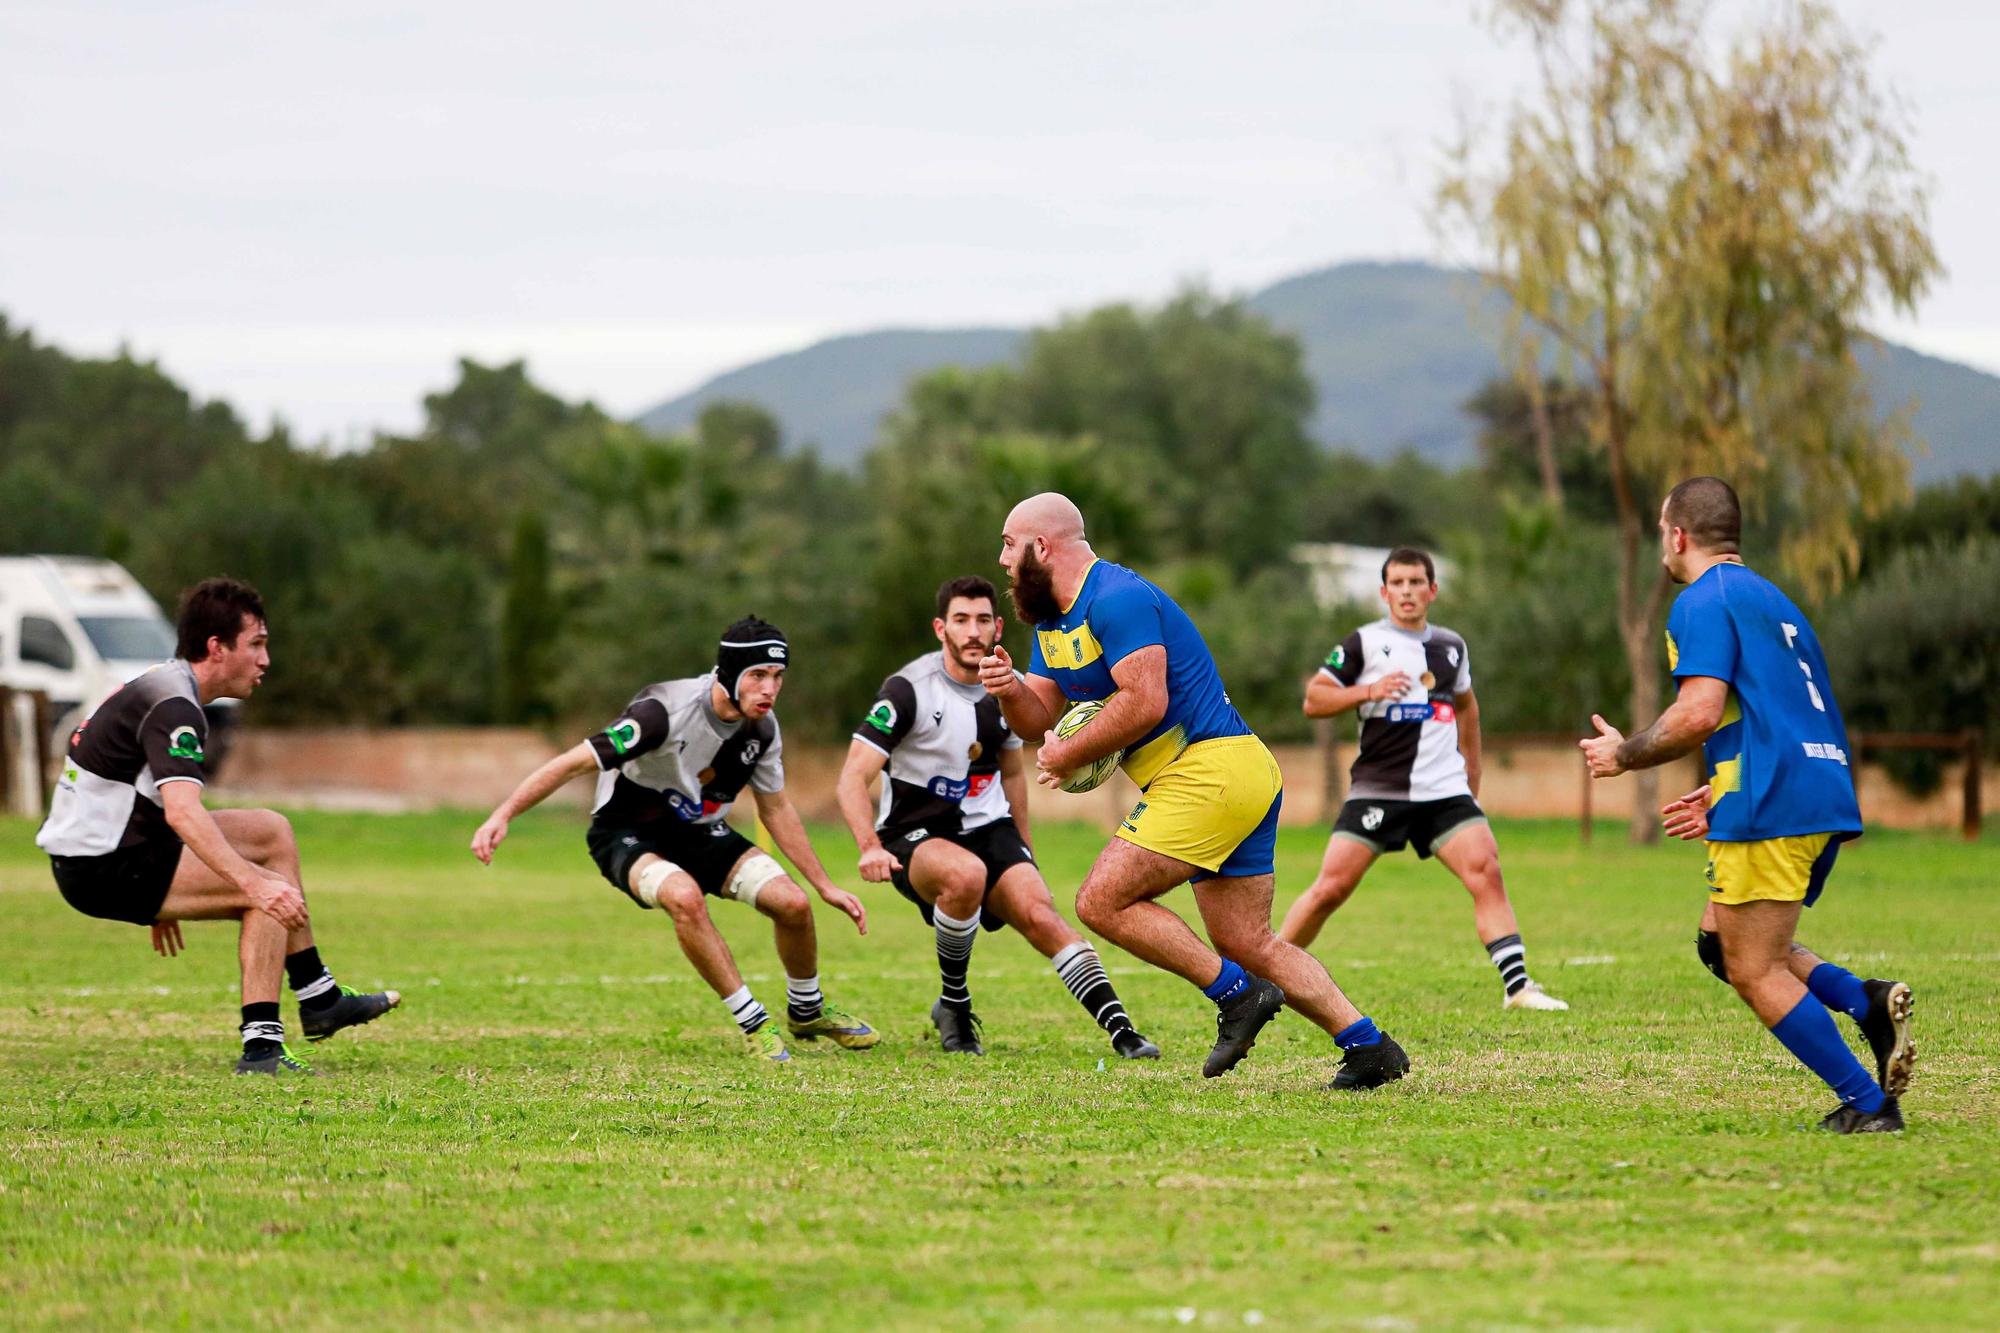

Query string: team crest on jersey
865 700 897 734
1326 645 1345 670
1420 671 1436 690
741 740 762 764
167 725 204 762
968 742 983 761
698 767 716 783
604 717 642 754
1447 646 1460 666
1361 806 1385 831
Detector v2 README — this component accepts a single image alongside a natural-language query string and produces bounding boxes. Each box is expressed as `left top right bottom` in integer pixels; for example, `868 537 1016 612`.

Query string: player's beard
1009 547 1063 625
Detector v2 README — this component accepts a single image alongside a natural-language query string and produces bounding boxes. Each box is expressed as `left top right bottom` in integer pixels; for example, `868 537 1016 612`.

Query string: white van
0 556 238 771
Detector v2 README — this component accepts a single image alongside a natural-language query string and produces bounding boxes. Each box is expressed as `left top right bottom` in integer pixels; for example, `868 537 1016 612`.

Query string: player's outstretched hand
1579 714 1627 778
150 920 184 958
1661 784 1712 840
857 845 902 883
820 885 868 935
471 814 508 864
978 644 1016 697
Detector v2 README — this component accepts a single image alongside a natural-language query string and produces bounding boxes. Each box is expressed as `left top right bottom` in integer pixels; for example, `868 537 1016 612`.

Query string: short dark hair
1663 476 1742 553
935 575 998 620
177 577 266 661
1380 547 1436 585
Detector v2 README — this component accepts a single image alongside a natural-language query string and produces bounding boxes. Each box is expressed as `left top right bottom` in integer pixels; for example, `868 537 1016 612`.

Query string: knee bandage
1696 928 1730 984
723 851 787 906
633 858 684 909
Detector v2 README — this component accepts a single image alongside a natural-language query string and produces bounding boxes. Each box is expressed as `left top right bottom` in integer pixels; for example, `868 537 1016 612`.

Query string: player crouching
37 578 401 1075
472 618 875 1062
837 576 1159 1060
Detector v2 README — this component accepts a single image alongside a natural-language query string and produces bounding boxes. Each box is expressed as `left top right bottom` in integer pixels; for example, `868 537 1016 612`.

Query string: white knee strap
634 858 684 909
723 851 787 906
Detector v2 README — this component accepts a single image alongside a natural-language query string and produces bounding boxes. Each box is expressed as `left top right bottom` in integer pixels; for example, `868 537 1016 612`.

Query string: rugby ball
1051 698 1123 794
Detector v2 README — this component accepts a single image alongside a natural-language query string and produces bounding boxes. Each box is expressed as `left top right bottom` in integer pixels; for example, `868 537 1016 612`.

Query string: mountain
636 261 1998 482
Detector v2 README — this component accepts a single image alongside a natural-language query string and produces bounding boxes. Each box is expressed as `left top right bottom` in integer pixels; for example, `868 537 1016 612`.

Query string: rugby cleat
787 1003 879 1050
1202 974 1285 1078
1328 1032 1411 1091
301 986 402 1044
234 1044 319 1077
930 1000 985 1055
1819 1095 1903 1134
1503 981 1570 1011
742 1024 792 1063
1858 979 1916 1097
1112 1028 1162 1060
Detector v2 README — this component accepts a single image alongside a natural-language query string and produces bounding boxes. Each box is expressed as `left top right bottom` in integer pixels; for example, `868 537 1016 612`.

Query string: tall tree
1438 0 1937 838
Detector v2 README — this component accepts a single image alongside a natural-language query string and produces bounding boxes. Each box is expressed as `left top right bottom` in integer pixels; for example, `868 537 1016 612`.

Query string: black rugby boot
1202 975 1285 1078
1112 1028 1162 1060
302 986 403 1043
1820 1096 1903 1134
1328 1032 1411 1091
930 1000 985 1055
1857 979 1916 1096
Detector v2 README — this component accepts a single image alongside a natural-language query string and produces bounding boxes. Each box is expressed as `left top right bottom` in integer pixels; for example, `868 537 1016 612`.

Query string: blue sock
1769 995 1884 1113
1200 958 1249 1005
1807 962 1871 1024
1335 1016 1382 1050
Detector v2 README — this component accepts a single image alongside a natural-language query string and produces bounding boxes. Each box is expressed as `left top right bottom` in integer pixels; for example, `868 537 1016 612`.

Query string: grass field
2 809 1996 1330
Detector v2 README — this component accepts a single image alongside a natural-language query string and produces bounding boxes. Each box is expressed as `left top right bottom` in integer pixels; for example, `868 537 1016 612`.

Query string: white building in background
1290 542 1456 613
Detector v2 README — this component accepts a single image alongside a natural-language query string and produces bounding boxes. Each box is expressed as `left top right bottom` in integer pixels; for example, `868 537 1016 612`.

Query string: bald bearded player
979 494 1411 1090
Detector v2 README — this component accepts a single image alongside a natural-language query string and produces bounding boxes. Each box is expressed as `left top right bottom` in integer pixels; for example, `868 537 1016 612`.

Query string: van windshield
77 616 176 662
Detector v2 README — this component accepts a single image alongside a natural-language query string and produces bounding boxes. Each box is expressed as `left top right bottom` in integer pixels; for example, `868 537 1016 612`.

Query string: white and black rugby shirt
587 674 784 828
1319 620 1474 802
37 660 207 857
852 652 1023 842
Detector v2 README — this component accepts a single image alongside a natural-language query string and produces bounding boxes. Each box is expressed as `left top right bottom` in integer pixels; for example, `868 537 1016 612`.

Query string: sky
5 1 1997 447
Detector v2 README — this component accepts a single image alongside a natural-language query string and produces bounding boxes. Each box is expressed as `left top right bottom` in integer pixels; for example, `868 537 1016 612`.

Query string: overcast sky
5 1 1996 447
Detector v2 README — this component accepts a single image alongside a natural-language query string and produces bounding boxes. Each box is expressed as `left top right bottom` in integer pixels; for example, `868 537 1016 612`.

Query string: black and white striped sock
240 1002 284 1057
935 908 980 1012
1486 932 1529 996
786 973 824 1023
286 947 341 1013
721 985 770 1034
1051 942 1134 1037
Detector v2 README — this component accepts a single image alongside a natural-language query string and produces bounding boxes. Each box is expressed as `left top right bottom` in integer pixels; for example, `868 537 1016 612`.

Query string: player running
1581 477 1915 1133
1279 547 1568 1011
836 575 1160 1060
980 494 1410 1089
471 617 876 1063
37 577 401 1075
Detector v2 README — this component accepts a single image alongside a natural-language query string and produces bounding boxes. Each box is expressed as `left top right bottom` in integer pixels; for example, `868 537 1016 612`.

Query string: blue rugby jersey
1665 563 1862 843
1025 560 1251 787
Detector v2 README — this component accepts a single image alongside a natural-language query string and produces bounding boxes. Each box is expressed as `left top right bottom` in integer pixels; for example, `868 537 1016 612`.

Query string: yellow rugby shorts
1117 735 1283 878
1704 833 1840 907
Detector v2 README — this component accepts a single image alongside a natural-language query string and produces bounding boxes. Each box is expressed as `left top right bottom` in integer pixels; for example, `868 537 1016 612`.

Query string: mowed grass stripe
2 810 1994 1329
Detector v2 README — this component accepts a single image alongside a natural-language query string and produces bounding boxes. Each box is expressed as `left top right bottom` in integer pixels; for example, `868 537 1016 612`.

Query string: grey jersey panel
589 673 782 827
38 659 206 857
855 652 1022 840
1321 620 1474 803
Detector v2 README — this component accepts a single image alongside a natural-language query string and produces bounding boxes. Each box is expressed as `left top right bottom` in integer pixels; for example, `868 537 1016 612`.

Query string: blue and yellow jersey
1665 563 1862 843
1026 560 1251 788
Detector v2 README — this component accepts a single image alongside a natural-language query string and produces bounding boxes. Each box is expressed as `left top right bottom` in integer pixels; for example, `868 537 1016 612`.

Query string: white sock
786 973 824 1021
721 984 769 1034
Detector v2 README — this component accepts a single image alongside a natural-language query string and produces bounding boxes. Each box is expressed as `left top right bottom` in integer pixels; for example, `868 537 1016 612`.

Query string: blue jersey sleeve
1090 581 1165 668
1026 630 1051 679
1667 581 1739 683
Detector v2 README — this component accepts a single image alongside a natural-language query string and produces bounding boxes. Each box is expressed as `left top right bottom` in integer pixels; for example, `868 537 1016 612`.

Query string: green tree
496 509 556 723
1438 0 1938 838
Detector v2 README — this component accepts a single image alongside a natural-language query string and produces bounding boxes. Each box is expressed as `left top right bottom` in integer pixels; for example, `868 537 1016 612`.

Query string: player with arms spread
981 493 1410 1089
1280 547 1567 1011
836 575 1158 1059
472 617 876 1063
1581 478 1915 1133
37 577 401 1075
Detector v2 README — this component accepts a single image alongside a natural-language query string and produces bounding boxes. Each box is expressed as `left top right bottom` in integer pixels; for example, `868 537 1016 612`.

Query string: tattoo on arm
1616 713 1698 770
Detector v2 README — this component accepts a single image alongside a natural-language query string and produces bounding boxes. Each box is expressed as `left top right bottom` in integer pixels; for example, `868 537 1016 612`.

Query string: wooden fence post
1964 729 1983 842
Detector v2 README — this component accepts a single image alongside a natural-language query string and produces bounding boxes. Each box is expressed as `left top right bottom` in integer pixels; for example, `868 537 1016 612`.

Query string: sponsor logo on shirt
966 773 995 799
1385 702 1438 723
664 789 703 821
1801 741 1849 766
865 701 897 734
1326 645 1345 671
927 776 971 801
167 725 204 762
604 717 642 754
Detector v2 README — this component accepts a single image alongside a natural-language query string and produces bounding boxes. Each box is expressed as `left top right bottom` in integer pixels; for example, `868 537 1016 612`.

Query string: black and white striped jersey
1320 620 1475 802
37 660 208 857
586 673 783 828
852 652 1023 842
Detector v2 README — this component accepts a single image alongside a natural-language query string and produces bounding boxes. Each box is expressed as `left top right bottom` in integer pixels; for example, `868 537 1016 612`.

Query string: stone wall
209 727 1991 835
